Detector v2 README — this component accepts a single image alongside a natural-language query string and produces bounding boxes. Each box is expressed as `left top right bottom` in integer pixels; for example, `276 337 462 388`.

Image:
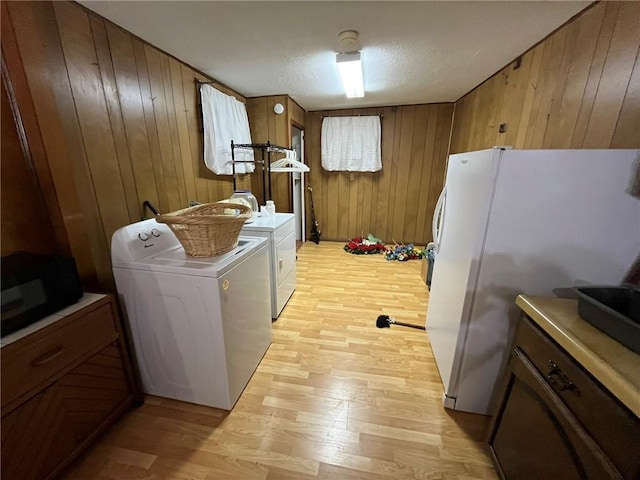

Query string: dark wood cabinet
489 314 640 480
0 295 137 480
490 347 620 479
1 384 78 480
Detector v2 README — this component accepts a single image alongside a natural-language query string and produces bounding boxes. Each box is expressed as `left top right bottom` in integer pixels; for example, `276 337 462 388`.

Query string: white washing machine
111 218 271 410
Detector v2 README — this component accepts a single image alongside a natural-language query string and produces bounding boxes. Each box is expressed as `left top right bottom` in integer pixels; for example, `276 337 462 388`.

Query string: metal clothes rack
230 141 293 206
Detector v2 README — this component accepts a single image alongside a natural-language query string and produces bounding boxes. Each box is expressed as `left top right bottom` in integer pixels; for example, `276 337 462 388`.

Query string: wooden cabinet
1 295 137 480
489 314 640 480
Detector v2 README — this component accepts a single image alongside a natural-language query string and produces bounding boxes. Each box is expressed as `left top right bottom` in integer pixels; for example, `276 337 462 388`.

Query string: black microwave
1 252 83 337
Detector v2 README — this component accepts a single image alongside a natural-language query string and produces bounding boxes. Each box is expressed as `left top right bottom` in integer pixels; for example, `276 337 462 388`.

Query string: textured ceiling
79 1 591 111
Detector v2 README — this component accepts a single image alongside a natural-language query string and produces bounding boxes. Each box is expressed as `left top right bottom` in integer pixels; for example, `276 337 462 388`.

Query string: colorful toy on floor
385 243 424 261
344 234 386 255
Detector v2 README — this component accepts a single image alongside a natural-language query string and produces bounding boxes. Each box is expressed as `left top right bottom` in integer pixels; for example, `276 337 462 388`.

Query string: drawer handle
547 360 578 393
32 346 65 366
279 258 283 271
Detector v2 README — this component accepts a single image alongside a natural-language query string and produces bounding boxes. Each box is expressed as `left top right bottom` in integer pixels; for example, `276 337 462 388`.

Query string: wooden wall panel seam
1 4 71 258
132 41 170 215
582 2 640 148
570 3 619 148
610 45 640 148
169 60 198 206
89 15 141 225
105 23 159 218
160 56 188 210
451 1 639 153
547 6 603 149
52 2 125 290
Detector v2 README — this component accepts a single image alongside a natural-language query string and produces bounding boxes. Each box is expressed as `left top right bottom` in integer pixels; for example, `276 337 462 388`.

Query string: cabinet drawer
515 315 640 479
1 342 133 480
1 302 118 409
490 348 620 479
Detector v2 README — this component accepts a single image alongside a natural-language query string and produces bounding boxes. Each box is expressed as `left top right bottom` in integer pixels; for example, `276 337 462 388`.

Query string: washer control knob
138 232 149 241
151 228 161 237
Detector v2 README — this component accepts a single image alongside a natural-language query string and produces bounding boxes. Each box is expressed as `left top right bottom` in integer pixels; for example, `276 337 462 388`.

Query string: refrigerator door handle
432 184 447 252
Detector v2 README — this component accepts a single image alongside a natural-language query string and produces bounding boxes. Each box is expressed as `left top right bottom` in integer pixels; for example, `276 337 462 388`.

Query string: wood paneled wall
288 97 306 129
246 95 307 212
1 76 57 257
306 104 454 244
2 1 251 290
246 95 291 210
450 1 640 153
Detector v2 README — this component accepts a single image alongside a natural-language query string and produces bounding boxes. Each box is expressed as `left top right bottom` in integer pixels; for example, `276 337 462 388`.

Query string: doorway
291 125 305 242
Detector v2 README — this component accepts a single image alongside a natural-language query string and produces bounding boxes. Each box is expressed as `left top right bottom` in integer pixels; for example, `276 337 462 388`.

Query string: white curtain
200 84 254 175
321 116 381 172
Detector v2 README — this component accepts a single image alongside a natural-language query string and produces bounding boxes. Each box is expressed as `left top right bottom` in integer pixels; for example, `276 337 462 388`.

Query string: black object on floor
376 315 425 331
308 185 321 244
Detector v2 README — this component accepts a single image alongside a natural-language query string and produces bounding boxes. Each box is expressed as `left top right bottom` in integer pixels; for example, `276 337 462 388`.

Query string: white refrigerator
426 148 640 415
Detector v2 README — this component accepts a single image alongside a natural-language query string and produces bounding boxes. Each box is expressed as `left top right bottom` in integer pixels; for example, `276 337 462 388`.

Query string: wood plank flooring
63 242 497 479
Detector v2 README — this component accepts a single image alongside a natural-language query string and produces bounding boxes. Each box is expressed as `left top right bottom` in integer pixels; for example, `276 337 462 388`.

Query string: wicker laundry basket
155 202 251 257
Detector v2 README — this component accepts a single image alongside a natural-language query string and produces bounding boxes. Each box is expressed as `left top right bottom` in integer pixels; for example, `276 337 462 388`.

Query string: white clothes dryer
111 218 271 410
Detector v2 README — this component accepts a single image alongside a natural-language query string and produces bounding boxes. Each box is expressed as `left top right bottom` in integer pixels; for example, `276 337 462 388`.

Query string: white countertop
1 293 106 347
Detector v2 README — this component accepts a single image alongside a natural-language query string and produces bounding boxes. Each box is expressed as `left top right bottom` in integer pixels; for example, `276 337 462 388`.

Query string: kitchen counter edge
516 294 640 418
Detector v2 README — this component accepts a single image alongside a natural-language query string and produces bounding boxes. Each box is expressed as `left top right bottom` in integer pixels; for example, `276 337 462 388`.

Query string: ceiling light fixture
336 51 364 98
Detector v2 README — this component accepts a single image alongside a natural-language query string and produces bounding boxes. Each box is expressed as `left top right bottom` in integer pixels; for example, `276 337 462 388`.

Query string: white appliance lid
240 212 294 232
122 237 267 277
111 218 267 277
113 236 267 278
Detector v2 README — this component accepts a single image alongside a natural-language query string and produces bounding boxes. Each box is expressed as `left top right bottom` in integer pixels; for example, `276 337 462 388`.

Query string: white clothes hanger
270 150 310 173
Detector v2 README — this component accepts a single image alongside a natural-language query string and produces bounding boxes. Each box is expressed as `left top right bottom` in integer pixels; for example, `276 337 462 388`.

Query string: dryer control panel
111 219 179 262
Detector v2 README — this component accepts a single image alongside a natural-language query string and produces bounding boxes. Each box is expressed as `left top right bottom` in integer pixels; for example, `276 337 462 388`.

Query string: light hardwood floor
64 242 497 479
